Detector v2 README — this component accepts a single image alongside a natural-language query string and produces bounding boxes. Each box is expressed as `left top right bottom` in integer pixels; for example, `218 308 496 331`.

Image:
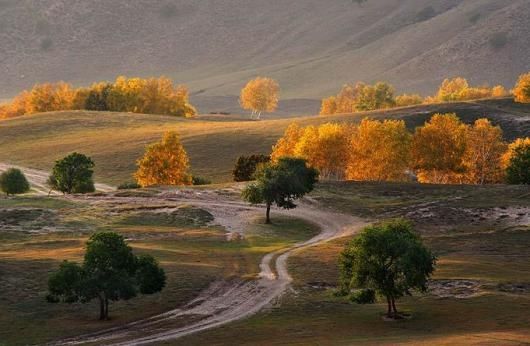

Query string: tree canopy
48 152 96 194
135 131 192 187
242 157 318 223
514 72 530 103
339 219 436 318
0 168 30 196
505 138 530 184
240 77 279 119
233 154 271 182
47 232 166 320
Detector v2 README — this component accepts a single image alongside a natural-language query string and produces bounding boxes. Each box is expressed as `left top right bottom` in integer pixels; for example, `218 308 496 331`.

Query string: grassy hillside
0 98 528 185
178 182 530 345
1 0 529 113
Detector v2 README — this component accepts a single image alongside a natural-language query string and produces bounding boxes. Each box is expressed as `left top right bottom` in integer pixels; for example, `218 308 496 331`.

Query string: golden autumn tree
395 94 424 107
135 132 192 187
436 77 469 102
492 85 509 98
270 123 304 162
513 72 530 103
320 96 337 115
502 137 530 168
412 113 468 184
346 119 412 182
240 77 279 119
463 119 507 184
294 123 351 180
335 84 360 113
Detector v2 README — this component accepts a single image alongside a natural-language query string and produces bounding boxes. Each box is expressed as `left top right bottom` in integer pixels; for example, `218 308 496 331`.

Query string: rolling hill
0 0 529 114
0 98 528 185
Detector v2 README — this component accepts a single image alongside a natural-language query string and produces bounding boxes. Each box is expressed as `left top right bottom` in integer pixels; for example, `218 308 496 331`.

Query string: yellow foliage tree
294 123 351 180
491 85 508 98
395 94 424 107
335 84 360 114
513 72 530 103
436 77 469 102
502 137 530 168
270 123 304 162
320 96 337 115
240 77 279 119
463 119 506 184
346 119 412 182
135 132 192 187
412 113 468 184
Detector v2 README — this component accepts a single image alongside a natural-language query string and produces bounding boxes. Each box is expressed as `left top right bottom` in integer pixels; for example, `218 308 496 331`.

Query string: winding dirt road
4 164 367 345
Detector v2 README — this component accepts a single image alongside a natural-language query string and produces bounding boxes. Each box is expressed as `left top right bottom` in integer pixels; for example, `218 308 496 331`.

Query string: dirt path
51 193 367 346
0 163 115 194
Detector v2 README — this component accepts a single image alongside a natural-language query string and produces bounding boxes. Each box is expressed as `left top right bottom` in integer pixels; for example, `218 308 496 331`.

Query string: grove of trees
135 131 192 187
240 77 280 119
47 232 166 320
271 115 529 185
242 157 318 223
319 74 523 116
0 168 30 196
338 219 436 318
0 76 197 119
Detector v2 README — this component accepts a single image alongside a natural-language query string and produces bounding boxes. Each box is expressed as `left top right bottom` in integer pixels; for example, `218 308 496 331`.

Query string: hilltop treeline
0 76 197 119
320 77 512 115
272 114 529 185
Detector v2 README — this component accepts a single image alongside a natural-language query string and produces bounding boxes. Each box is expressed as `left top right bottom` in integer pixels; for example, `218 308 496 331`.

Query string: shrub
350 289 376 304
192 176 212 186
118 182 142 190
233 154 271 182
0 168 30 196
395 94 424 107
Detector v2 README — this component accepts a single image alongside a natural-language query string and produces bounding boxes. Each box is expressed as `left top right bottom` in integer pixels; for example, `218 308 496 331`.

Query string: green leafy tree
233 154 271 182
339 219 436 318
47 232 166 320
506 145 530 184
48 152 96 194
242 157 318 224
0 168 30 196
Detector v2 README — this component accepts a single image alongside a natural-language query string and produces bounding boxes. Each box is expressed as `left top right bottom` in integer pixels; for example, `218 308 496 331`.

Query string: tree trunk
391 298 398 316
265 203 271 224
98 294 105 320
386 296 392 317
104 297 109 320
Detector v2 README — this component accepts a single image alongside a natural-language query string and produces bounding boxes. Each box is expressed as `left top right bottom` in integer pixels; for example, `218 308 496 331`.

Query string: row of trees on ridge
271 114 530 185
0 76 197 119
320 72 530 115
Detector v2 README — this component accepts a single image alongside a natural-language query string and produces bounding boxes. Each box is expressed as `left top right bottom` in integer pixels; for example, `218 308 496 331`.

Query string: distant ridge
0 0 529 113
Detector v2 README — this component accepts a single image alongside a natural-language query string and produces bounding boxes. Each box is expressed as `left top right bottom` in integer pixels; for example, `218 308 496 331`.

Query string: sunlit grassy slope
0 98 528 185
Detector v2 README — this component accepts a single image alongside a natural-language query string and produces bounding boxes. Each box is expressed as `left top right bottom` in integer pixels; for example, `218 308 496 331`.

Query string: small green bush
192 176 212 186
0 168 30 196
350 289 376 304
118 182 142 190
